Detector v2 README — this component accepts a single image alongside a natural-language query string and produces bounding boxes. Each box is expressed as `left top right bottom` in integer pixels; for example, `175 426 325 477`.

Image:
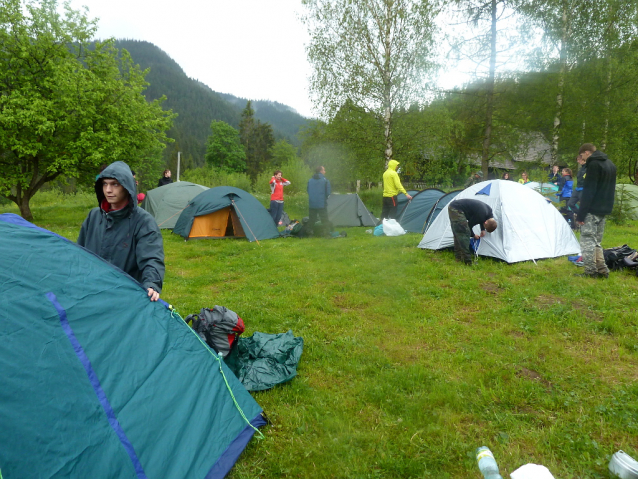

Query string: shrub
181 167 252 192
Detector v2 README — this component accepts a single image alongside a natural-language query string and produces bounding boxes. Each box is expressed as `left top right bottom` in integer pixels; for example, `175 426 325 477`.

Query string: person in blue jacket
307 165 332 232
78 161 165 301
556 168 573 203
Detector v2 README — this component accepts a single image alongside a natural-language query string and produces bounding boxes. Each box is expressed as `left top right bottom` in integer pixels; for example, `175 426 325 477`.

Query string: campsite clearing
2 191 638 478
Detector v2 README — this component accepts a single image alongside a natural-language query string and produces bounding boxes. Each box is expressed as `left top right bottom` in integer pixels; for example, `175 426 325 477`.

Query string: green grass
3 192 638 478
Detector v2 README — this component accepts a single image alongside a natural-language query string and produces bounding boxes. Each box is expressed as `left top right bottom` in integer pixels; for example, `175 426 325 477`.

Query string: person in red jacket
269 170 290 225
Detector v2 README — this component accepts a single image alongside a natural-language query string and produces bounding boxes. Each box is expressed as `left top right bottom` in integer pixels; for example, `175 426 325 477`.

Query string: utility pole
177 151 181 182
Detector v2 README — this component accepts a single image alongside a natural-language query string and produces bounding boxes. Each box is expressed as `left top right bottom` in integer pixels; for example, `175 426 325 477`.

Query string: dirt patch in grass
516 366 553 391
481 282 504 294
331 294 373 312
571 300 602 321
534 294 563 308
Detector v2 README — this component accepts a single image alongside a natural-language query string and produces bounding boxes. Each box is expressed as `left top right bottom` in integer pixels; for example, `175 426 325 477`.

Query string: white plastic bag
382 218 406 236
510 464 555 479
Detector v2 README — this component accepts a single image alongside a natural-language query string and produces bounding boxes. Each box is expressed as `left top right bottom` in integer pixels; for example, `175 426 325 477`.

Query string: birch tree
301 0 440 167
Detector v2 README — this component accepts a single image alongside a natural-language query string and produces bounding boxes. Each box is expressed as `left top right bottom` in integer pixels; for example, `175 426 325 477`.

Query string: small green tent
0 214 265 478
173 186 280 242
616 184 638 220
326 194 378 227
141 181 209 229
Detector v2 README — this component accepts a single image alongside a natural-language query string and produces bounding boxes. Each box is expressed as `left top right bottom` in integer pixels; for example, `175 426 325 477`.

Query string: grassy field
2 190 638 478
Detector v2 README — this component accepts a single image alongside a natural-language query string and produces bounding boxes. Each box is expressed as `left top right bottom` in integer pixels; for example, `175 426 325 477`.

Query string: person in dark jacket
307 166 332 232
158 169 172 187
447 199 498 265
548 165 560 185
566 154 587 227
78 161 165 301
576 143 617 279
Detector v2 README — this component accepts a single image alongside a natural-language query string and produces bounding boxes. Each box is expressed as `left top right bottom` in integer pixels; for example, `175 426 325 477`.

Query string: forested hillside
115 40 309 169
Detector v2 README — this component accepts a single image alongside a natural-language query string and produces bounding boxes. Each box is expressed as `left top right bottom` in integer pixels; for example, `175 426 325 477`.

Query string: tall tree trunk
383 2 393 166
551 1 569 166
18 195 34 222
601 59 612 151
481 0 498 177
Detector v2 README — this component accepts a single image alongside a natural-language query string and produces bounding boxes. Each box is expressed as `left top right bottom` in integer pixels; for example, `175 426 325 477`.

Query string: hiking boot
575 272 608 279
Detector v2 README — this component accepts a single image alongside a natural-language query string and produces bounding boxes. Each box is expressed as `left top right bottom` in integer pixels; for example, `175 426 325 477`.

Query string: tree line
299 0 638 187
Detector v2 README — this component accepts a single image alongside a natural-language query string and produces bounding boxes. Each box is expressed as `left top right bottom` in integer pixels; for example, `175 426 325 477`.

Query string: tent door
189 207 246 238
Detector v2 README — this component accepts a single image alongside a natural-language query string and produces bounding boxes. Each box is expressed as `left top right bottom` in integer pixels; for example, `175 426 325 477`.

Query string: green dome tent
173 186 280 242
615 184 638 220
326 194 378 227
0 214 266 479
141 181 209 229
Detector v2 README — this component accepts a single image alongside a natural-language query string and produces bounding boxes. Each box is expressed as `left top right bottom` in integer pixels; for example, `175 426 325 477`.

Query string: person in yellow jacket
382 159 412 220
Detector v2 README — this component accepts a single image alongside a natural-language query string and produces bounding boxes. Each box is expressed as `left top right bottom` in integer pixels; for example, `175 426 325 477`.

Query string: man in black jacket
448 199 498 265
576 143 617 278
566 154 586 228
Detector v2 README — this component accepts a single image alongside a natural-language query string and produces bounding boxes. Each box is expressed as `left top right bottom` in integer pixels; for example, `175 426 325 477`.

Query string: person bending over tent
382 159 412 219
78 161 165 301
447 199 498 265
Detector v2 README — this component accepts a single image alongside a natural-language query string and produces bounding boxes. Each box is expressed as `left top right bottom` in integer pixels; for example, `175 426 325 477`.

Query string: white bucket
609 451 638 479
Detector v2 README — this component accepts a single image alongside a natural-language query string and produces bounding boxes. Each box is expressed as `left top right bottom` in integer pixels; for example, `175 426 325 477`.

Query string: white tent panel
418 180 580 263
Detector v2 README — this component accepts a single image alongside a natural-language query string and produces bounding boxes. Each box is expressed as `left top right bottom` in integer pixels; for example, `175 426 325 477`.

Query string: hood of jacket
586 150 608 166
95 161 137 212
387 160 400 171
312 173 325 180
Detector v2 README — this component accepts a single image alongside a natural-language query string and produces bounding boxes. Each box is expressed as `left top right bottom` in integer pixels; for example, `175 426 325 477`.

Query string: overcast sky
67 0 315 117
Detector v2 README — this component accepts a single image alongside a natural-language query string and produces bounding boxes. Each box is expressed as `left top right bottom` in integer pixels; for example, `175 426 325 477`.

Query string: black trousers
381 196 398 219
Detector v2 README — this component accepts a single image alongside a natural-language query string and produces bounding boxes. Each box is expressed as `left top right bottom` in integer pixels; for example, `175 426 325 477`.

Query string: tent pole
231 199 262 246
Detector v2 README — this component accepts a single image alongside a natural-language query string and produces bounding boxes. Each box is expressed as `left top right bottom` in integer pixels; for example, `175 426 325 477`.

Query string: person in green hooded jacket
78 161 165 301
382 159 412 220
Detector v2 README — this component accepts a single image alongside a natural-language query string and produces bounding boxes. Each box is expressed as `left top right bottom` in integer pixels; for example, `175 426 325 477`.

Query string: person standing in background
518 172 530 184
158 169 172 187
307 166 331 232
269 170 290 226
566 154 587 229
382 160 412 219
576 143 617 279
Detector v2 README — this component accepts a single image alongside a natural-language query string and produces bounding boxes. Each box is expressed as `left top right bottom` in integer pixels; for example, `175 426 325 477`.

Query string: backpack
185 306 245 357
603 244 638 271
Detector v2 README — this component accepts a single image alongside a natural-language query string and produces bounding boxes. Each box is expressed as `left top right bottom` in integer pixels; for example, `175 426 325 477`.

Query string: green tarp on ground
141 181 209 229
225 330 304 392
0 213 265 479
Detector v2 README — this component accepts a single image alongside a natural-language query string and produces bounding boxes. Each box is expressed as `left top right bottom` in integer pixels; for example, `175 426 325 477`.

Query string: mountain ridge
114 39 309 168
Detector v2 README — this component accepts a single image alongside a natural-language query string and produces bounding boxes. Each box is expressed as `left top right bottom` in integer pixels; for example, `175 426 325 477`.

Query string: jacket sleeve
77 218 89 246
282 179 291 186
135 222 165 293
394 173 407 195
577 165 597 222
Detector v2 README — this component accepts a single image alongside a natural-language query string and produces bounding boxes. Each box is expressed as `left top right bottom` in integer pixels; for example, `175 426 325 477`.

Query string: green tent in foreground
0 213 265 479
141 181 209 229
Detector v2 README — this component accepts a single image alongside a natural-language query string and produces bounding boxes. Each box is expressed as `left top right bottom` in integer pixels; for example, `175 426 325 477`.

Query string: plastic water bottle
476 446 503 479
